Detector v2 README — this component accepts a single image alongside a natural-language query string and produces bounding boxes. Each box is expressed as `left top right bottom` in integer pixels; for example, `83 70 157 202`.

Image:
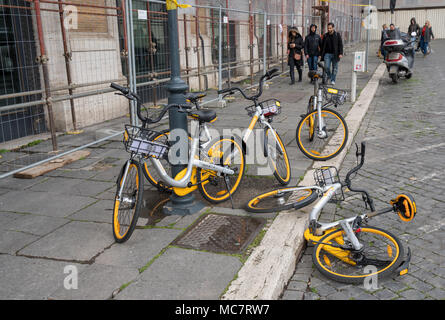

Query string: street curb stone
222 63 387 300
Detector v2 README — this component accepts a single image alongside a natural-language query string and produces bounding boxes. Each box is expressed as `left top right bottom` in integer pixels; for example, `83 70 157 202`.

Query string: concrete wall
368 8 445 41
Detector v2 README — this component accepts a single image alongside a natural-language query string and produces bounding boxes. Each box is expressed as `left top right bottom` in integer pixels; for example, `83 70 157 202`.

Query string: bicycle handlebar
217 67 280 101
343 142 375 212
344 142 366 187
110 83 190 124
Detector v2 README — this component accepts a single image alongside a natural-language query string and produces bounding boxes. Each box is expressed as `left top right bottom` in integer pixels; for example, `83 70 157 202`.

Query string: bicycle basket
123 125 169 159
314 166 345 202
245 99 282 118
323 87 348 105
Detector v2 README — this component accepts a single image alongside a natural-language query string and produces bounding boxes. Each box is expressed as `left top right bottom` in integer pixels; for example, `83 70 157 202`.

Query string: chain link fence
0 0 363 179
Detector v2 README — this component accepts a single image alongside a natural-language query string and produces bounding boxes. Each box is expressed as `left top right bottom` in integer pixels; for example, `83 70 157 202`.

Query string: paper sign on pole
138 10 147 20
354 51 365 72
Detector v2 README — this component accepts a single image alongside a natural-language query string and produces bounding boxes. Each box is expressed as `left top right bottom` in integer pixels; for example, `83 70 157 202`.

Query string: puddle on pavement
138 191 170 226
172 213 266 254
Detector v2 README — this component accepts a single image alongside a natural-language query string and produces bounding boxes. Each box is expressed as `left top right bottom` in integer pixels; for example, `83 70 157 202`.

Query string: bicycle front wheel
265 128 291 186
246 187 318 213
198 136 245 204
312 226 405 284
113 160 143 243
296 108 348 161
142 129 172 191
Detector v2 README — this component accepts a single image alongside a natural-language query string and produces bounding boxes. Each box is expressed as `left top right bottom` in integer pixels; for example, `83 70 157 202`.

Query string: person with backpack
287 27 304 85
304 24 322 83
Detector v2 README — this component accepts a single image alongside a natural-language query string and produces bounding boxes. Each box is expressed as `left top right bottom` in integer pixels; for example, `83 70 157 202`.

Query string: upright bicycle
144 68 292 188
110 83 245 243
217 68 292 185
246 142 416 283
296 62 349 161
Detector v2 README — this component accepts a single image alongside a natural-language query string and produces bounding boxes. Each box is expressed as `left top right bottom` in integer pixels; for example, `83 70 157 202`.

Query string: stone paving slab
0 230 40 254
0 255 85 300
2 214 69 236
18 221 114 263
49 264 140 300
114 247 242 300
95 228 182 270
0 190 97 217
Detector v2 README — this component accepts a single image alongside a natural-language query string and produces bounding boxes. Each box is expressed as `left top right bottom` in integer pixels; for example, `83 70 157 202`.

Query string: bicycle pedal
396 247 411 276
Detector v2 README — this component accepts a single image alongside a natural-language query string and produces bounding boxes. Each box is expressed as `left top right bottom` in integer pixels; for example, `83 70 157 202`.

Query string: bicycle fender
263 128 269 158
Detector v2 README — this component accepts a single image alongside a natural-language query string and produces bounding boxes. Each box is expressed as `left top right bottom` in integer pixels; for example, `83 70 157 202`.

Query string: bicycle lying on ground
246 142 415 283
296 62 349 161
144 68 292 189
110 83 245 243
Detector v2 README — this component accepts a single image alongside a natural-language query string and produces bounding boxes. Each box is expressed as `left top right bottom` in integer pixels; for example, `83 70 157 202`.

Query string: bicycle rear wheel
296 108 348 161
198 136 245 204
113 160 143 243
312 226 404 284
246 187 318 213
265 128 291 186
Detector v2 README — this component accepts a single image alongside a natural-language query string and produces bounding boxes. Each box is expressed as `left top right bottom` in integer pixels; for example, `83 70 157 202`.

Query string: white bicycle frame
148 118 235 188
286 182 366 251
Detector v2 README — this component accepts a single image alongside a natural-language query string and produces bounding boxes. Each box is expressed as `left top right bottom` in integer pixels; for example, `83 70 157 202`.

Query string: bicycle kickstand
223 174 235 209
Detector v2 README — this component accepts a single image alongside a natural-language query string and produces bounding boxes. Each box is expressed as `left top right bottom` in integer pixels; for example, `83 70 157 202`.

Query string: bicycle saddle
308 70 323 79
189 109 217 123
185 92 207 102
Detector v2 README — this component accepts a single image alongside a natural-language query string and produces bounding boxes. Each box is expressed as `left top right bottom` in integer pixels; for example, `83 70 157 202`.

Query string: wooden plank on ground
13 150 91 179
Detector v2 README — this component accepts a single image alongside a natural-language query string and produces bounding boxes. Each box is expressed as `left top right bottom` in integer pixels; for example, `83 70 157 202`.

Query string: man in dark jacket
321 23 343 85
304 24 322 82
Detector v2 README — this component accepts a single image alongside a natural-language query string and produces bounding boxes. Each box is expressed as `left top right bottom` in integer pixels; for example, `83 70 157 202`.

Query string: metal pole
164 0 203 215
366 0 370 72
218 6 223 97
34 0 58 151
263 11 267 75
126 0 137 126
58 0 78 133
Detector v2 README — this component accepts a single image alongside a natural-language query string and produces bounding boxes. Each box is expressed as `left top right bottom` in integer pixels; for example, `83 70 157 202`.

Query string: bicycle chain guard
390 193 417 222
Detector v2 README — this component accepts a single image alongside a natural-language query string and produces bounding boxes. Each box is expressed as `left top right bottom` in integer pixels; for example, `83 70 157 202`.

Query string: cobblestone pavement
0 42 379 300
282 40 445 301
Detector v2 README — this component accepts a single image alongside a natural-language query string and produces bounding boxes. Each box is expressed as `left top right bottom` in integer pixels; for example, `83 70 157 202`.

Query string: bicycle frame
148 119 235 189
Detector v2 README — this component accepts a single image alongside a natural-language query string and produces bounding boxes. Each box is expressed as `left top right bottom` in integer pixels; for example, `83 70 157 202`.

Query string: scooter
383 32 416 83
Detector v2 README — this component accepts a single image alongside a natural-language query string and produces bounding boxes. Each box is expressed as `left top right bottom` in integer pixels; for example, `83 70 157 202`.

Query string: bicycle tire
246 187 318 213
312 226 405 284
265 128 291 186
296 108 348 161
113 160 143 243
198 135 245 204
143 129 191 191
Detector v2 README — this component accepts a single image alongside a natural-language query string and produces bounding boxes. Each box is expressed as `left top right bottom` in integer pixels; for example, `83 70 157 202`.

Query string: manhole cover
172 214 266 254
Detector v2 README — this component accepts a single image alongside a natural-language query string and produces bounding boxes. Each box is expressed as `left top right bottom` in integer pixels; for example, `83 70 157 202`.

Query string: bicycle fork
116 160 136 208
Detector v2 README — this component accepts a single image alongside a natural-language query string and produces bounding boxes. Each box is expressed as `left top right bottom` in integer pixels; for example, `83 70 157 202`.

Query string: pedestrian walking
320 23 343 85
408 18 420 41
380 24 389 59
304 24 322 83
387 23 401 40
287 27 304 85
420 20 434 55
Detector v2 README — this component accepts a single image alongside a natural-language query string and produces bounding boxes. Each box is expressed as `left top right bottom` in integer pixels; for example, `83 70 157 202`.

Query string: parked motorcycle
383 32 416 83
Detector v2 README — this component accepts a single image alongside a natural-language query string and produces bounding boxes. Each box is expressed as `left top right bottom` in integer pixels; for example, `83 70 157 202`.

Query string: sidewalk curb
221 63 387 300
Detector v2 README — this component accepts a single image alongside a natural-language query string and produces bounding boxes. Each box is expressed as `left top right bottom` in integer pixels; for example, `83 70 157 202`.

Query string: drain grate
172 214 266 254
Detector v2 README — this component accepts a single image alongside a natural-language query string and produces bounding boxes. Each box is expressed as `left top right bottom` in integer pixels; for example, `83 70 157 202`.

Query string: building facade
0 0 367 144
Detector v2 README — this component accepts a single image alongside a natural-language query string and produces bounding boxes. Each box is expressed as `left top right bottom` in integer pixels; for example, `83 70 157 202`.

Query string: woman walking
287 27 304 85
